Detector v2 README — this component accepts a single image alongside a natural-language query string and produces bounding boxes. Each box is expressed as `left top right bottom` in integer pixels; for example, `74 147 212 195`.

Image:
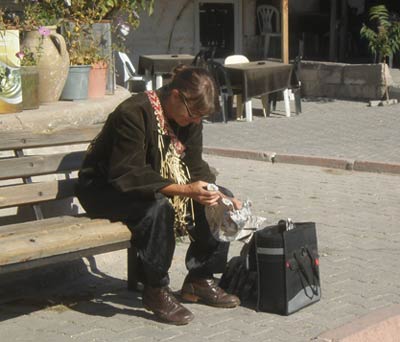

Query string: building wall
127 0 258 66
125 0 323 69
127 0 196 67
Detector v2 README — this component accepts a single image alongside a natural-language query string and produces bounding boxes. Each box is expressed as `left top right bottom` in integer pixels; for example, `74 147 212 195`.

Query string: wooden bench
0 126 138 290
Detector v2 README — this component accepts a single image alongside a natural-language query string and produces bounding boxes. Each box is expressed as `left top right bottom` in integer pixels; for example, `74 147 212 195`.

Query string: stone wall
299 61 392 100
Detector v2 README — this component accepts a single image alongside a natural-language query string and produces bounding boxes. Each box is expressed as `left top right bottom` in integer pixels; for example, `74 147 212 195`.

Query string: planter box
299 61 390 101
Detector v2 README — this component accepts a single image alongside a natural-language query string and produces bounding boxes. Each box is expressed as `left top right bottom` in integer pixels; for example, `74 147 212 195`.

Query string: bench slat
0 215 91 238
0 151 85 180
0 216 131 267
0 125 138 282
0 179 76 209
0 241 131 275
0 126 101 151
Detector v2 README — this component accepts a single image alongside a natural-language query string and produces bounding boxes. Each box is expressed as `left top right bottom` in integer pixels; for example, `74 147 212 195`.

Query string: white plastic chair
257 5 281 59
224 55 249 65
224 55 249 120
117 52 148 92
224 55 270 119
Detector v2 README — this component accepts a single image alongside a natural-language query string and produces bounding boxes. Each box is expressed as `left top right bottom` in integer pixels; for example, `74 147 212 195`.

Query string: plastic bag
204 184 267 242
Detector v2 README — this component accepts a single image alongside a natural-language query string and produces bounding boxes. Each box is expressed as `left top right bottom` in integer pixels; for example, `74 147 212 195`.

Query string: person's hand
218 193 242 210
229 197 242 210
186 181 221 206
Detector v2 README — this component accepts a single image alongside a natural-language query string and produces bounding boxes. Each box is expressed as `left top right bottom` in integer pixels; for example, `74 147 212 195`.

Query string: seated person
76 66 241 325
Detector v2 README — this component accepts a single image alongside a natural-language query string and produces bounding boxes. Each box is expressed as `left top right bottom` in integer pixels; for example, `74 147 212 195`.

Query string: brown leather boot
181 275 240 308
142 285 194 325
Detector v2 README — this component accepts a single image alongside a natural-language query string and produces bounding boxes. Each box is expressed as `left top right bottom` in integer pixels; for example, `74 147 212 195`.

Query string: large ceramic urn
22 26 70 103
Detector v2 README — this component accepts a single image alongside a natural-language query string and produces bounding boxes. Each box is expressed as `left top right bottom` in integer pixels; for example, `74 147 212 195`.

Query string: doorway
194 0 242 60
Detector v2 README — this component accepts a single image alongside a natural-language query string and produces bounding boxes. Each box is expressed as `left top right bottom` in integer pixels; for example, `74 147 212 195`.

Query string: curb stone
203 146 400 175
315 304 400 342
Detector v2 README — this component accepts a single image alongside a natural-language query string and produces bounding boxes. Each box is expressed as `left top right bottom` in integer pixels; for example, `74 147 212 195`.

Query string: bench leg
127 245 139 291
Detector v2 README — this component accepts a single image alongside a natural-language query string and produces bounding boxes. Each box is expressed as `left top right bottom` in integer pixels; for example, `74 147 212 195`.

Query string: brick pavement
1 155 399 342
202 98 400 166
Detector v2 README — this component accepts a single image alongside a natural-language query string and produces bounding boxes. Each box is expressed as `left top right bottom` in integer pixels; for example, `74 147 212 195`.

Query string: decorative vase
88 62 108 99
21 66 39 110
22 26 70 103
60 65 91 101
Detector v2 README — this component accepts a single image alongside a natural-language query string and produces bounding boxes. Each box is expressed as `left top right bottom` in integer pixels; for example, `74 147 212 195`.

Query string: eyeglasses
179 92 197 119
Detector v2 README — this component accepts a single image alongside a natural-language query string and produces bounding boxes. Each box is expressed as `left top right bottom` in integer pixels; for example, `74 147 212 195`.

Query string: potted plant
15 45 40 110
59 2 99 101
0 8 23 113
360 5 400 105
87 44 110 99
59 0 154 98
21 1 70 103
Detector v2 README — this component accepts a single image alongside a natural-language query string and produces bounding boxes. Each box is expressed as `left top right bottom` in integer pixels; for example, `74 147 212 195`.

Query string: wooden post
281 0 289 64
329 0 338 61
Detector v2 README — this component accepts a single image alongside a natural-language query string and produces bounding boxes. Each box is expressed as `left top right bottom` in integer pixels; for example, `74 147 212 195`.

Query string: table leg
261 94 270 117
155 74 163 89
245 99 252 122
236 95 244 120
145 69 153 90
283 89 291 117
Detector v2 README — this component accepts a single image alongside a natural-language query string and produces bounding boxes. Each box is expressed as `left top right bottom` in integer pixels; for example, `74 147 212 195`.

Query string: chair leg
127 245 139 291
283 89 291 117
225 95 234 120
144 69 153 90
221 95 228 123
294 88 302 115
264 35 271 59
261 94 270 117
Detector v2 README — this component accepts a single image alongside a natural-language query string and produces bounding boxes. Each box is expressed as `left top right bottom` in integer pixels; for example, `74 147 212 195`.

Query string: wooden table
224 60 293 121
138 54 195 90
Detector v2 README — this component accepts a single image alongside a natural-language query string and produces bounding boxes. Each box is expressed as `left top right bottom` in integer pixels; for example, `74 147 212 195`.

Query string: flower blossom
15 51 25 60
38 26 51 36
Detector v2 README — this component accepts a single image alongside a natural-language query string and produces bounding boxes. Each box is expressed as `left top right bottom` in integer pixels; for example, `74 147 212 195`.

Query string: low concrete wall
299 61 393 101
0 86 131 132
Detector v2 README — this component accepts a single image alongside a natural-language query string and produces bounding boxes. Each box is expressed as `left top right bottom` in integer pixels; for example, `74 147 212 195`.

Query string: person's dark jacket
77 91 216 206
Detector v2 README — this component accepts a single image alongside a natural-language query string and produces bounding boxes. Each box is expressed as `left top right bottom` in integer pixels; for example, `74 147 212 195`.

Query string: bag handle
293 247 320 298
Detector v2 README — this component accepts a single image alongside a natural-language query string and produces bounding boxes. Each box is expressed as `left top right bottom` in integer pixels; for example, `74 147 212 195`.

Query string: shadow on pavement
0 257 159 324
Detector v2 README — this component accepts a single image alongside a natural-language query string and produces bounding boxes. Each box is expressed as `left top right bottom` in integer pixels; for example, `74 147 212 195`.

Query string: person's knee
154 195 174 215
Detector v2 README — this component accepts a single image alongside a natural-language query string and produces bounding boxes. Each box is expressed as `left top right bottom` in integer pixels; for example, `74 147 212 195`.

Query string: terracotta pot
22 26 70 103
92 22 115 95
88 62 108 99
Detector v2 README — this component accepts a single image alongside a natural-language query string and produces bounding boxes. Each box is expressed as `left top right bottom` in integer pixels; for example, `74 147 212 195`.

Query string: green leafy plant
16 26 49 66
15 46 38 66
69 0 155 53
20 0 66 30
60 0 154 64
0 7 22 30
360 5 400 102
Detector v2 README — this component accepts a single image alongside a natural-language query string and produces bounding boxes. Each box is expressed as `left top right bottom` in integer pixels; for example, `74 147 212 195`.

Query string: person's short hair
168 65 219 117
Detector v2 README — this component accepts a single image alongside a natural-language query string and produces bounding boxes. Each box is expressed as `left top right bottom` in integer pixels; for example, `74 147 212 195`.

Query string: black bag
220 219 321 315
254 220 321 315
